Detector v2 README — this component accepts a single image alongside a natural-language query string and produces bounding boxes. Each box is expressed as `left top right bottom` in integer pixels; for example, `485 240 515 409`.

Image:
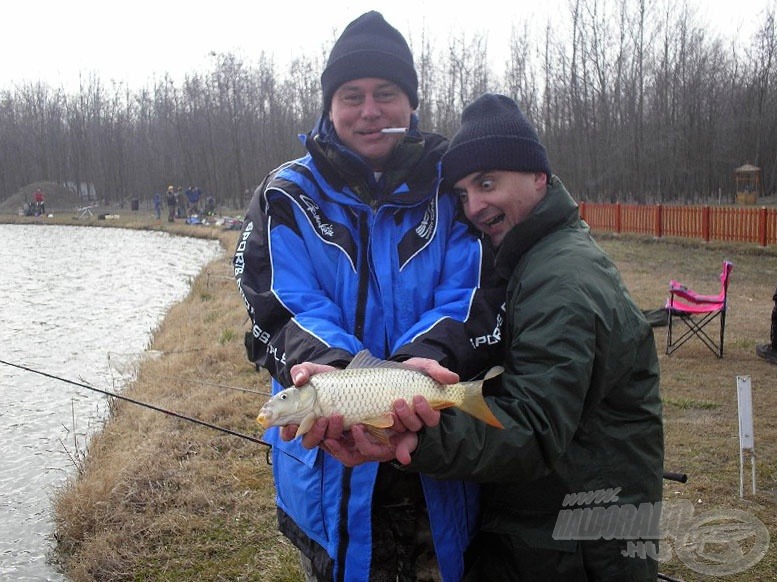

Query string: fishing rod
0 358 271 449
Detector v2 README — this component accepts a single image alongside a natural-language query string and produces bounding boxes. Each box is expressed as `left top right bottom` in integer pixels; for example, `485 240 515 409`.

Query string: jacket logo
470 306 504 349
300 194 334 237
415 201 437 241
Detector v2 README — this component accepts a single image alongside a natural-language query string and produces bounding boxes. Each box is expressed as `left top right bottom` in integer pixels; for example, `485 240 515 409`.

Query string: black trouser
370 464 440 582
296 465 440 582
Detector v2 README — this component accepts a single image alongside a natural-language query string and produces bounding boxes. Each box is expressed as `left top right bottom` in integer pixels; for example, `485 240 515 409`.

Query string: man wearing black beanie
317 10 420 175
234 14 504 582
340 93 665 581
321 11 418 114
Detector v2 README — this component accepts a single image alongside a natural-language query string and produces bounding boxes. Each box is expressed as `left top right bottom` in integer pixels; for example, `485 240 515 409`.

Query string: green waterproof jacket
406 177 664 578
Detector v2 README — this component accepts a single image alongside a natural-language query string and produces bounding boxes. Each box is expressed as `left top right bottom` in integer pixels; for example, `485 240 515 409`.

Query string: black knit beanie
321 11 419 112
442 93 551 187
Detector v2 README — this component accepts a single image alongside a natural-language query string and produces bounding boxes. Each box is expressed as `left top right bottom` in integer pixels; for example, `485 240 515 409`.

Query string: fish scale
310 367 462 425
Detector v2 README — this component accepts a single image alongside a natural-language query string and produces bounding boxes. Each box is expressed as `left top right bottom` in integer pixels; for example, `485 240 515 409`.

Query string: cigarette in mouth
381 127 408 134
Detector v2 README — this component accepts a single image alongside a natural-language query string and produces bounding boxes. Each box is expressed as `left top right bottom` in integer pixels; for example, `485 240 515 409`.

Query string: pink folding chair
665 261 734 358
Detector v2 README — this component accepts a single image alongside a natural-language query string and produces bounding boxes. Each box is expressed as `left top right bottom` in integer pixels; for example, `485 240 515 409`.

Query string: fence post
702 205 711 242
759 206 768 247
654 204 663 239
615 203 622 234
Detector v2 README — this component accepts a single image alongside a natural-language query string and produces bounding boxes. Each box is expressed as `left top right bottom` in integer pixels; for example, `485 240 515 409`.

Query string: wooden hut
735 164 762 205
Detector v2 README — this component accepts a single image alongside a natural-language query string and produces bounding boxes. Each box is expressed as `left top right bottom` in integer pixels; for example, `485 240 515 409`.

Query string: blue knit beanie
321 11 419 112
442 93 551 187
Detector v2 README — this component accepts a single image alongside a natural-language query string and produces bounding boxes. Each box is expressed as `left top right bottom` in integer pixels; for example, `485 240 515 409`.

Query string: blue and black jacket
234 115 504 581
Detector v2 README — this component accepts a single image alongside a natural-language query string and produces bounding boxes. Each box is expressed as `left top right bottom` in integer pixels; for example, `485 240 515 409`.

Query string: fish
256 349 504 438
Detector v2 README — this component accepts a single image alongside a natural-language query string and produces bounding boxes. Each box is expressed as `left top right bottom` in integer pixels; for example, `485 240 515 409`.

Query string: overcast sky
3 0 774 92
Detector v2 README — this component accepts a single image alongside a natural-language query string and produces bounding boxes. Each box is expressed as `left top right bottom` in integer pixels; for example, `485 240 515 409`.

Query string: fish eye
279 394 288 400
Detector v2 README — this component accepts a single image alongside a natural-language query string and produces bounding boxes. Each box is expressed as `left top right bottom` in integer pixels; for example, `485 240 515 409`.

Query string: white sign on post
736 375 756 497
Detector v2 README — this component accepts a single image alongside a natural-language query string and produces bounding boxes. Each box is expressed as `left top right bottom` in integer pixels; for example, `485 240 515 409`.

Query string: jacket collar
301 114 446 206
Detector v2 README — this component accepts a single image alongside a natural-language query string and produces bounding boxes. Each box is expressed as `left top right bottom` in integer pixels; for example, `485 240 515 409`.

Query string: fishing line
0 358 271 449
105 350 272 396
154 374 272 396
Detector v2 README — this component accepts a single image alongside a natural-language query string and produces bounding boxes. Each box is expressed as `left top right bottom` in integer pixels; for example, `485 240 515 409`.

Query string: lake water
0 224 222 581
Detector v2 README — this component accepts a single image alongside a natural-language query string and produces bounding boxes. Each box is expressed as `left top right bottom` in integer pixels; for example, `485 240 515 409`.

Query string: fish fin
347 350 414 371
456 378 504 429
427 399 458 410
484 366 504 381
362 424 391 444
295 413 318 437
361 414 395 429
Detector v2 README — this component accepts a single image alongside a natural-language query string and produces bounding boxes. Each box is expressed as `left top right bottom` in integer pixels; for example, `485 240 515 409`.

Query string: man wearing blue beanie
335 93 665 581
235 14 504 582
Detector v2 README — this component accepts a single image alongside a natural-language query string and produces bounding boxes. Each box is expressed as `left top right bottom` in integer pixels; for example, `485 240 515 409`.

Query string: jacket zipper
336 212 370 582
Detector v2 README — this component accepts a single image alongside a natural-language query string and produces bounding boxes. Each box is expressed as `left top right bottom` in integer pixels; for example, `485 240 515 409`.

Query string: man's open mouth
485 214 505 227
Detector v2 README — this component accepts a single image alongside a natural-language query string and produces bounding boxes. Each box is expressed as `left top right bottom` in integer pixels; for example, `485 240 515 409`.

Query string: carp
257 350 504 438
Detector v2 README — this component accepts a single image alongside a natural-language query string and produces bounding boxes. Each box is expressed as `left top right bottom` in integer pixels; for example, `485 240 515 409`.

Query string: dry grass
598 234 777 581
38 218 305 581
5 211 775 581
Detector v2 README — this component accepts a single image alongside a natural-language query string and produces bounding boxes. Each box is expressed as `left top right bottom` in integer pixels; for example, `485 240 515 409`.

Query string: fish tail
458 366 504 429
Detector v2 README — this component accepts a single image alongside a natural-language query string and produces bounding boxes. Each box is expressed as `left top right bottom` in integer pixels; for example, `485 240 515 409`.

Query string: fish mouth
256 412 270 427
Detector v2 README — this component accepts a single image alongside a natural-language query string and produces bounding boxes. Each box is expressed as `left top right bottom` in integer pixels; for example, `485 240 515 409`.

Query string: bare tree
2 3 776 207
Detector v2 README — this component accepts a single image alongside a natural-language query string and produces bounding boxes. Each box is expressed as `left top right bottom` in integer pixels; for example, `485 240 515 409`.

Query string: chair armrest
668 284 725 304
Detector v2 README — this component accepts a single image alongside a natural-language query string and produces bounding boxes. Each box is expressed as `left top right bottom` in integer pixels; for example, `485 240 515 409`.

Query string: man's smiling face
453 170 548 247
329 77 413 171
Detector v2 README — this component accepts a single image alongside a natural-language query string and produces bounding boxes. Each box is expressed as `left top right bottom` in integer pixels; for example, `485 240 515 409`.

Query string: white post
736 375 756 497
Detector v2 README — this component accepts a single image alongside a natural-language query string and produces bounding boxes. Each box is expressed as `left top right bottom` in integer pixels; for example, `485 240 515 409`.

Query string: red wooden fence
579 202 777 247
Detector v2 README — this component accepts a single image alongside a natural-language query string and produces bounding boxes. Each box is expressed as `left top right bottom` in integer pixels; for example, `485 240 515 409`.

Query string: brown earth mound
0 181 86 214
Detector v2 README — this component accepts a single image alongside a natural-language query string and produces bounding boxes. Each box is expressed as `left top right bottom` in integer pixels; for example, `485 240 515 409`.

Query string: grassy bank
5 212 777 581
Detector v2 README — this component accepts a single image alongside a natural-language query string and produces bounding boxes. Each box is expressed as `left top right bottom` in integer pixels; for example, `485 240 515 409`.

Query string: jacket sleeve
233 175 356 387
405 267 598 482
391 198 506 381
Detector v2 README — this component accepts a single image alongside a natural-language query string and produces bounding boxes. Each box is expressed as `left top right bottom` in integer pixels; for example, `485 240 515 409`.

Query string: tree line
1 0 775 209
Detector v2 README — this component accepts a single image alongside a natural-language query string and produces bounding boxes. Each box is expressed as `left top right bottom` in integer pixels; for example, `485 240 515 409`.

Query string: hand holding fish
282 357 448 452
291 361 338 386
295 416 344 450
278 361 338 443
276 354 460 445
392 394 441 433
324 424 399 466
401 357 460 385
321 395 440 466
257 350 503 452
